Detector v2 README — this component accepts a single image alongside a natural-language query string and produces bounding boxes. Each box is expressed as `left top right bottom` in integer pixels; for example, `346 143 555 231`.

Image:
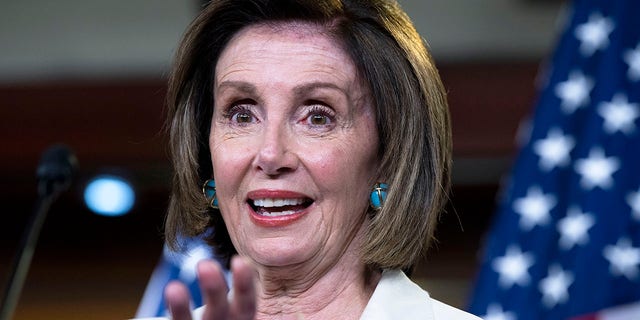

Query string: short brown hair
165 0 451 271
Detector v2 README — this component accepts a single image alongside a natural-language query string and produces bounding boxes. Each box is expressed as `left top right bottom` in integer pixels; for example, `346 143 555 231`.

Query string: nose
253 121 298 176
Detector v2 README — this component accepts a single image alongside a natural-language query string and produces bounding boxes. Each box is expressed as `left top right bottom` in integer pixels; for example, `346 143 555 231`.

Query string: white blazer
359 269 481 320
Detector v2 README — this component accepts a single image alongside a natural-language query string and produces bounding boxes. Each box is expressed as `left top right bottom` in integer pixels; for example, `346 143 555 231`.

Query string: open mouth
249 198 313 217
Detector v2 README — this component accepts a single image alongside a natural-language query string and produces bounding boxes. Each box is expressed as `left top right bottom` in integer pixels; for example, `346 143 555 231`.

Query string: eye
225 102 257 125
304 105 335 127
309 114 329 125
233 110 253 123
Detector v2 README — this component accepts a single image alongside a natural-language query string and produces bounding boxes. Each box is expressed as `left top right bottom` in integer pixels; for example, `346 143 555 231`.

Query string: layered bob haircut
165 0 451 271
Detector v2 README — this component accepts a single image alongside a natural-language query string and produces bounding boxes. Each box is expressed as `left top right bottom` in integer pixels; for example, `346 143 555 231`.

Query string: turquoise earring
202 179 219 209
370 183 388 210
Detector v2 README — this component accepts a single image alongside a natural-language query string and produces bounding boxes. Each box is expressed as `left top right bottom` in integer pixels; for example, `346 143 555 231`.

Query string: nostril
254 131 298 175
255 158 297 176
256 165 292 177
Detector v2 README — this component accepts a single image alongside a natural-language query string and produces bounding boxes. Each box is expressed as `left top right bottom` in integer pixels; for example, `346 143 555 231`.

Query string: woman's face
210 22 379 268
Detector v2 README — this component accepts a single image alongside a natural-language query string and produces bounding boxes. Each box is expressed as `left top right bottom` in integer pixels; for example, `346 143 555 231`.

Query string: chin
245 237 320 268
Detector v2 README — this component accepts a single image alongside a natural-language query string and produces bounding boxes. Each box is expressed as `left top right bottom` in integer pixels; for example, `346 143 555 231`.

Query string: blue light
84 175 135 217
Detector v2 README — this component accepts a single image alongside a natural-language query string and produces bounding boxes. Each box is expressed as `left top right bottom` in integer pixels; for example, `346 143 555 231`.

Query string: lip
246 189 312 227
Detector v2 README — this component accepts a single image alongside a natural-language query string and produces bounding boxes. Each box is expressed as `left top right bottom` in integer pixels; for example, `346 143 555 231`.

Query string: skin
166 21 381 319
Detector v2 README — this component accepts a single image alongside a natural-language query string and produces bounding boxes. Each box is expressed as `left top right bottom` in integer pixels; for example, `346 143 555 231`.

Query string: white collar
359 269 435 320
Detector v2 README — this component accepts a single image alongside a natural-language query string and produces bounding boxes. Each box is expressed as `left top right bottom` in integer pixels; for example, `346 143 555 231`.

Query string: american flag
135 231 229 317
468 0 640 319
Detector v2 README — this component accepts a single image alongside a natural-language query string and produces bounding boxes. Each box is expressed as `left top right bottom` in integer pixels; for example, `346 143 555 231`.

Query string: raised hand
165 256 256 320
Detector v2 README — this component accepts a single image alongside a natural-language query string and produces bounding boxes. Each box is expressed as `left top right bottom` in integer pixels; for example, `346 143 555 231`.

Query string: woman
151 0 481 319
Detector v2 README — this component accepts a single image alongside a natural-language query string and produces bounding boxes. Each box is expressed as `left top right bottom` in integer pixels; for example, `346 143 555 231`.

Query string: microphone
0 144 78 320
36 144 78 197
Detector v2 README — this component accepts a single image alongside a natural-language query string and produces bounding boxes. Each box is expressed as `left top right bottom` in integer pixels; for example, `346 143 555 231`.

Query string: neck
250 225 382 319
254 264 381 320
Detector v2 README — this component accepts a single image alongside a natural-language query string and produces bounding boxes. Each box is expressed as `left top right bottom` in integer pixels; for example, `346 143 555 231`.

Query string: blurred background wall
0 0 564 318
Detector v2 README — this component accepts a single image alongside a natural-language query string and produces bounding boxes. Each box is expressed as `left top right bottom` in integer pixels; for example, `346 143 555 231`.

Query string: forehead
214 21 358 85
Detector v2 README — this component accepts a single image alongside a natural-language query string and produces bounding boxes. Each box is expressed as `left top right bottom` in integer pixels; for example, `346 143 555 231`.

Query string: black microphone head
36 144 78 196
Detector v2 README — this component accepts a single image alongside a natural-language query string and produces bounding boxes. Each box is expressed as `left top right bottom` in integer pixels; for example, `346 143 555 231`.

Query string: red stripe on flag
570 301 640 320
570 315 597 320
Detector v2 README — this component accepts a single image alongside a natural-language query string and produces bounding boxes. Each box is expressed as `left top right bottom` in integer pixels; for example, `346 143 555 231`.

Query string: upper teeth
253 198 305 207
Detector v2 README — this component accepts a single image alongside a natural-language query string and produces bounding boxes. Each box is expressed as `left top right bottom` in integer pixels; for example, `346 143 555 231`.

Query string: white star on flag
178 244 211 282
574 147 620 190
624 43 640 81
603 238 640 280
575 12 615 56
557 206 595 250
482 304 517 320
513 186 557 231
598 93 640 135
627 188 640 221
555 71 594 113
539 265 574 309
492 245 535 289
533 128 575 171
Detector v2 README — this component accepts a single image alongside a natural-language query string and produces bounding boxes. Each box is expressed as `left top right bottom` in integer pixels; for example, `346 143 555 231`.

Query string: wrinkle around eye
212 116 258 140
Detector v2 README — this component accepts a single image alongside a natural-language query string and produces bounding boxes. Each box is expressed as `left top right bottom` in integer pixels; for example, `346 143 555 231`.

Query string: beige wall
0 0 563 83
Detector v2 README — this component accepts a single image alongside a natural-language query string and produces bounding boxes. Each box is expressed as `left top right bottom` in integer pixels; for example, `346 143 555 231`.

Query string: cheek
304 140 378 196
303 120 379 188
209 134 254 188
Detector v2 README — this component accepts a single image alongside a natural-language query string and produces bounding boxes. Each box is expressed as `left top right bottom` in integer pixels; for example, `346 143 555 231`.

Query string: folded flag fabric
135 231 229 318
468 0 640 319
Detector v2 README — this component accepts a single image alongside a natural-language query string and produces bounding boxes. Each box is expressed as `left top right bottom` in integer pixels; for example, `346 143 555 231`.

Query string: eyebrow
216 80 348 99
216 81 257 96
292 82 347 98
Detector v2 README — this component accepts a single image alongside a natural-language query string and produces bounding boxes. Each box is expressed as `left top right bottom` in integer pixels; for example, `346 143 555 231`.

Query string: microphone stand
0 145 77 320
0 191 56 320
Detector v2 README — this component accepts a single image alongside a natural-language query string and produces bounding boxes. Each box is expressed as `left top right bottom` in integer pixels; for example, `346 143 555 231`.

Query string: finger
164 281 192 320
198 259 230 320
229 256 257 320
